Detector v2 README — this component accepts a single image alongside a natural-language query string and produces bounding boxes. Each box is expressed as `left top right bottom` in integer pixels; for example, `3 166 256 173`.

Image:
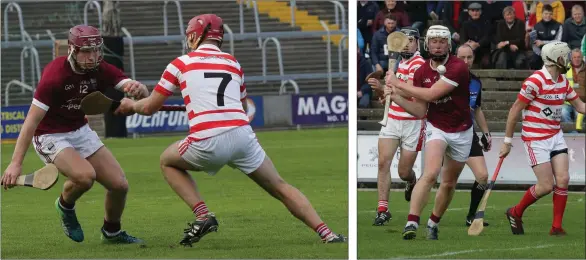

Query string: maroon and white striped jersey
154 44 249 141
389 52 425 120
518 67 579 141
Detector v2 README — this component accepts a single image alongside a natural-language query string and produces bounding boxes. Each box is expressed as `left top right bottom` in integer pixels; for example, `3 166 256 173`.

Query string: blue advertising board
291 93 348 125
126 96 264 134
1 105 30 139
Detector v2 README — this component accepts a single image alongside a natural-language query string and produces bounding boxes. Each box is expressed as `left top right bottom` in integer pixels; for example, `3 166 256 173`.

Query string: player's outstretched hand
114 98 137 116
499 143 512 158
2 162 22 190
124 80 149 99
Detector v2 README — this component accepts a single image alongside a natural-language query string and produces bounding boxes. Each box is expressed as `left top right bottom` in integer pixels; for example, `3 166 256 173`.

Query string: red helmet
185 14 224 50
68 25 103 72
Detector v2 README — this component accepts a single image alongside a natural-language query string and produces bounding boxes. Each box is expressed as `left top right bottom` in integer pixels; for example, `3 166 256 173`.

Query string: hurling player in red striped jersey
116 14 346 246
500 42 585 236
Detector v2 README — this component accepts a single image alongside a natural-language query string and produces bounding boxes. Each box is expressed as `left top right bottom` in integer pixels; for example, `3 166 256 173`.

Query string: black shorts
469 132 484 157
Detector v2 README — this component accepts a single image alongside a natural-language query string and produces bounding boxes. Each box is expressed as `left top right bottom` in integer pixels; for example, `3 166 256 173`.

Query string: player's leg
86 146 142 244
233 126 344 243
427 156 465 240
247 156 344 243
51 148 96 242
427 127 472 240
506 140 555 235
397 148 418 201
160 139 219 246
403 124 447 240
549 135 570 236
398 119 425 202
374 137 400 225
465 133 489 226
33 133 95 243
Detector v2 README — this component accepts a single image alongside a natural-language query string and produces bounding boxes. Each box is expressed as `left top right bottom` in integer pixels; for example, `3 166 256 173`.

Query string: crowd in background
358 0 586 132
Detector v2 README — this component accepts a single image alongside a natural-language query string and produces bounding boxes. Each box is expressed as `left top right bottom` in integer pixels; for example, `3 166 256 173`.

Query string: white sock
103 229 121 237
406 221 419 229
427 218 439 228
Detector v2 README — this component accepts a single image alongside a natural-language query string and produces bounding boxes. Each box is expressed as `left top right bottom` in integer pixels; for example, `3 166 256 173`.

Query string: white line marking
358 201 583 214
358 188 586 194
391 244 556 259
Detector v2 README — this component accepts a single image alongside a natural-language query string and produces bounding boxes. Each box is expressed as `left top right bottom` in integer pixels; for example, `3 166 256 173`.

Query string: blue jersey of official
469 73 482 121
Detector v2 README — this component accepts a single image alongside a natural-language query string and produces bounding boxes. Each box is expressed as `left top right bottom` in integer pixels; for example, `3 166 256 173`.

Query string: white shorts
179 125 266 175
379 118 426 152
32 124 104 164
522 130 568 167
425 122 473 162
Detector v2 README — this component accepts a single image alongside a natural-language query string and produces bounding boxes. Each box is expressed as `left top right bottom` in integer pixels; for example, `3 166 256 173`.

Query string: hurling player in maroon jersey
385 25 473 240
2 25 148 244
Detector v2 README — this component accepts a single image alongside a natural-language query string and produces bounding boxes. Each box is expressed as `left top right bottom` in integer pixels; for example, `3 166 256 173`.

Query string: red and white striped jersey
389 52 425 120
154 44 249 141
518 67 579 141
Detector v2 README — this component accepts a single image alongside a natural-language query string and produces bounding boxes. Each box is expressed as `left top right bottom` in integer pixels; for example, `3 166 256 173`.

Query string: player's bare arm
499 99 528 158
389 72 456 102
569 97 585 114
130 91 168 116
2 105 47 189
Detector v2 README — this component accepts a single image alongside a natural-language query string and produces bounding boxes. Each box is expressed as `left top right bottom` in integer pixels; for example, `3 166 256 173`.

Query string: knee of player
377 160 391 172
110 178 129 193
536 183 554 194
419 173 437 185
476 172 488 185
72 171 96 190
441 179 457 190
555 173 570 185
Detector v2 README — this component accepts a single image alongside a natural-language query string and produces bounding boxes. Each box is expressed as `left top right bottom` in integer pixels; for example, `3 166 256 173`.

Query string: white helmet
541 41 571 72
424 25 452 61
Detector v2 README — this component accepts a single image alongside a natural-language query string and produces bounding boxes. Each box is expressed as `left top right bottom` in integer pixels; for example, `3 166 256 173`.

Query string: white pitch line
391 244 556 259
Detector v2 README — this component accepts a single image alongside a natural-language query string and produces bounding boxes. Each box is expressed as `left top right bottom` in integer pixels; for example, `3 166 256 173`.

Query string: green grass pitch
1 128 348 259
358 190 585 259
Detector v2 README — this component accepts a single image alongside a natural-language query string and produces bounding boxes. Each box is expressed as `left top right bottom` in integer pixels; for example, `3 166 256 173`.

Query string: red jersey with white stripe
389 52 425 120
518 67 579 141
154 44 249 141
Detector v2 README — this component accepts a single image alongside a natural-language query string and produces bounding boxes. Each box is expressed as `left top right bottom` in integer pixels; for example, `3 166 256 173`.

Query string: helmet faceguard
185 14 224 51
68 25 103 73
400 27 420 59
424 25 451 62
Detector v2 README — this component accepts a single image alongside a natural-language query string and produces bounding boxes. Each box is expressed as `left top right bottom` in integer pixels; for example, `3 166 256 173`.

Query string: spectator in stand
371 14 399 72
529 4 563 69
358 45 374 109
562 1 586 19
494 6 527 69
481 1 512 24
404 1 428 33
358 1 380 49
565 49 585 130
373 0 410 32
442 1 467 45
358 28 365 55
536 0 565 24
460 2 493 68
511 0 528 21
427 1 444 21
562 5 586 50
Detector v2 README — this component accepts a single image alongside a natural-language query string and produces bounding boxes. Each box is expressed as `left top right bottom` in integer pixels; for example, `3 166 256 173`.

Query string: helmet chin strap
67 48 85 74
400 52 414 59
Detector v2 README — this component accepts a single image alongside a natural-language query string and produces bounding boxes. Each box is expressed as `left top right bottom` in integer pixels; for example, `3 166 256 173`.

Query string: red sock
430 213 441 224
192 202 209 218
314 223 332 240
552 186 568 229
514 185 540 217
377 200 388 213
407 214 420 224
